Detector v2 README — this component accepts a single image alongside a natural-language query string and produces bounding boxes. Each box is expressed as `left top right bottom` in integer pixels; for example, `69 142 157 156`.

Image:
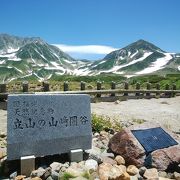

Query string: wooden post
97 81 102 97
64 81 69 91
156 83 160 96
146 82 151 96
124 82 129 96
172 83 176 97
135 82 140 96
43 81 49 92
165 84 170 97
111 81 116 96
80 81 86 91
0 84 7 93
22 81 29 92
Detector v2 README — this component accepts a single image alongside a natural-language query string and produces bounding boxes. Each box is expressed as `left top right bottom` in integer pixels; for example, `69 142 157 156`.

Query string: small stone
139 166 147 176
98 163 129 180
41 167 51 180
51 170 59 180
31 178 42 180
159 171 167 178
166 173 174 179
115 155 125 165
0 148 5 159
127 165 139 176
119 172 130 180
0 132 6 138
10 171 17 179
119 165 127 173
31 168 45 178
101 156 117 165
143 168 159 179
15 175 26 180
50 162 62 172
130 176 138 180
45 176 53 180
94 132 99 137
174 172 180 180
115 100 120 104
85 159 98 172
100 131 109 136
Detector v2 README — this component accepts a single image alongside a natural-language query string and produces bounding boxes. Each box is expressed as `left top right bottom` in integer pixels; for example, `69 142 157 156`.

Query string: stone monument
7 94 92 160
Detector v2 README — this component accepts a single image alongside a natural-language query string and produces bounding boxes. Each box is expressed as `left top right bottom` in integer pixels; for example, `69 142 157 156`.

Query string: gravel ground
91 96 180 133
0 96 180 133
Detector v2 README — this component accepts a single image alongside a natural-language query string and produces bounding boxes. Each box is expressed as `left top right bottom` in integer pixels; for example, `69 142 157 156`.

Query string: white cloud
53 44 118 55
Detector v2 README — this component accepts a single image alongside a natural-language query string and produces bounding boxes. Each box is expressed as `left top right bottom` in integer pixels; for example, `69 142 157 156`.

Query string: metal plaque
131 127 178 153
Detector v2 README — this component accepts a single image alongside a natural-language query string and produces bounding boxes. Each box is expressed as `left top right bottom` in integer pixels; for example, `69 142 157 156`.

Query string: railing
0 81 180 102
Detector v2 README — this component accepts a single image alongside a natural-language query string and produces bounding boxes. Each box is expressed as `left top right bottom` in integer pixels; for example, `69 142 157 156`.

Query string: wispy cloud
53 44 118 60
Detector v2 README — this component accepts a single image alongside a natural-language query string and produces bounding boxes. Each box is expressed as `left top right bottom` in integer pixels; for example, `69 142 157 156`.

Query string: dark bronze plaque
131 127 178 153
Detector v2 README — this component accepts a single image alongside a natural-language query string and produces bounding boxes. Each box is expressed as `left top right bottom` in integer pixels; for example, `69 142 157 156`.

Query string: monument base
21 155 35 176
69 149 83 162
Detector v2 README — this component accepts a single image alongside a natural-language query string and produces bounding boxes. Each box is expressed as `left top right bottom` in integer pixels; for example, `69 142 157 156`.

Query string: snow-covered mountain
0 34 87 82
79 40 180 77
0 34 179 82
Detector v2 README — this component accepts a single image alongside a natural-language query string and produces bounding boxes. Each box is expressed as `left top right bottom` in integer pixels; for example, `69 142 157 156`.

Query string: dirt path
0 96 180 133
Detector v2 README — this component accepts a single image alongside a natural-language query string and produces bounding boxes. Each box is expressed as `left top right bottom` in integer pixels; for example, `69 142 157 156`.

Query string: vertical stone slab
96 81 102 98
80 81 86 91
111 81 116 97
7 94 92 160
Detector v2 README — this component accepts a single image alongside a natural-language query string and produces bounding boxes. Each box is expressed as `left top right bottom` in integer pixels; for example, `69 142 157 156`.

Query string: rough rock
119 165 127 173
149 145 180 171
158 171 168 178
84 159 98 172
139 166 147 176
50 162 62 172
115 155 125 165
51 170 59 180
120 172 130 180
101 156 117 165
126 165 139 176
10 171 18 179
31 168 46 178
98 163 123 180
143 168 159 179
109 129 146 167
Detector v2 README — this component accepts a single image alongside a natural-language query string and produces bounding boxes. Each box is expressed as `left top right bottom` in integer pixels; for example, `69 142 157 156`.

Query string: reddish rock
108 129 146 167
150 145 180 171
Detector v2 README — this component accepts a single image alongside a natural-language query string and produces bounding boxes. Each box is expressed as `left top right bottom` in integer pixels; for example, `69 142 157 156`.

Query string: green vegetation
3 73 180 92
91 113 122 132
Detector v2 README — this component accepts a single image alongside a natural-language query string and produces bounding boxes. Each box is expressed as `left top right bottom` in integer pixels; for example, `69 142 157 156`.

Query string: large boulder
108 129 146 167
148 145 180 171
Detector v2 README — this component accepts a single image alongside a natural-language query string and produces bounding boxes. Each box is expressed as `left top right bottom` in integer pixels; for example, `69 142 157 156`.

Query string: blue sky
0 0 180 60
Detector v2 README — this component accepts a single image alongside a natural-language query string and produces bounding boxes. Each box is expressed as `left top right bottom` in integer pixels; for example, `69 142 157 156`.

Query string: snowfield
136 53 173 75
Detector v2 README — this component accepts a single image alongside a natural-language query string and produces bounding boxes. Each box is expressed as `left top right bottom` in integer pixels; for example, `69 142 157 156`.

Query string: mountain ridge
0 34 179 82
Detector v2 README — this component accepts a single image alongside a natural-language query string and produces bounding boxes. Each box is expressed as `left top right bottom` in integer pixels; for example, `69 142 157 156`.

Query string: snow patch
178 66 180 71
136 53 173 75
130 50 138 58
0 60 5 64
7 47 19 53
